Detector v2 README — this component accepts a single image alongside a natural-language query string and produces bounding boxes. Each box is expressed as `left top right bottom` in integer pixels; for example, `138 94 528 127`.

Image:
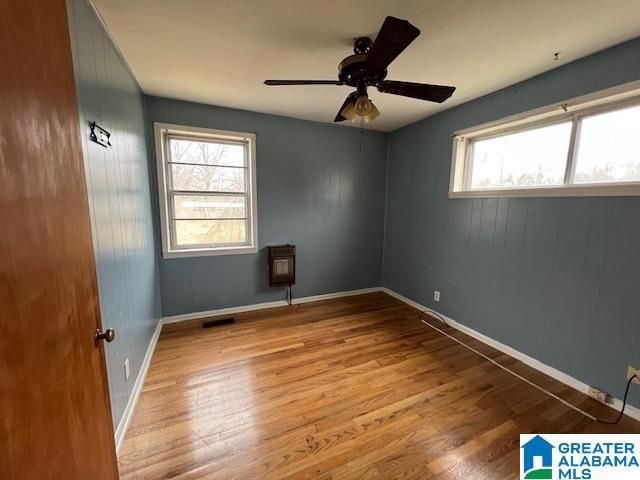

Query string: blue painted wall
67 0 162 429
383 38 640 407
145 96 388 316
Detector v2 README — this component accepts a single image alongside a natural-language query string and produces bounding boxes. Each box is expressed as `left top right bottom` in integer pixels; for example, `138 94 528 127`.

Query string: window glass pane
170 164 245 192
174 219 247 246
173 195 246 219
573 104 640 184
169 138 245 166
469 122 572 189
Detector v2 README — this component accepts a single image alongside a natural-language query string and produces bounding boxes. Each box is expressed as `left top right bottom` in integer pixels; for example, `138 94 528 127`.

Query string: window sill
449 183 640 199
163 245 258 259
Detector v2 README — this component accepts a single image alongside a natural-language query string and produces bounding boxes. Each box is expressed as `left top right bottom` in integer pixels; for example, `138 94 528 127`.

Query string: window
573 104 640 184
154 123 257 258
450 83 640 197
467 121 572 190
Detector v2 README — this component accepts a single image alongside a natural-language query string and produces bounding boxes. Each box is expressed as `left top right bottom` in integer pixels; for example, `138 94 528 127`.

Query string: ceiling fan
264 16 456 124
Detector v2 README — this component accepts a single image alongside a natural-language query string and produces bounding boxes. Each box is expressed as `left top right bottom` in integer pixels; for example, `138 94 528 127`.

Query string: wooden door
0 0 119 478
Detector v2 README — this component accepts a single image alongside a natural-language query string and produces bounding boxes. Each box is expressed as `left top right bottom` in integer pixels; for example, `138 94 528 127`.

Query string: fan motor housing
338 37 387 87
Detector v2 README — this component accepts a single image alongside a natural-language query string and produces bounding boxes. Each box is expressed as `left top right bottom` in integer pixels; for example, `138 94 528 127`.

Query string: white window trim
449 80 640 198
154 122 258 258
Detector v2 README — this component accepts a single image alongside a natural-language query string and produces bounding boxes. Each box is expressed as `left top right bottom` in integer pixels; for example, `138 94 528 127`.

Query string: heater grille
269 245 295 287
273 258 291 276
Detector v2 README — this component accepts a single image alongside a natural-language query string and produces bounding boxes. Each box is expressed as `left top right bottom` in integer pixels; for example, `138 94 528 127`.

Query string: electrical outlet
628 366 640 384
433 290 441 302
124 358 130 381
587 387 611 404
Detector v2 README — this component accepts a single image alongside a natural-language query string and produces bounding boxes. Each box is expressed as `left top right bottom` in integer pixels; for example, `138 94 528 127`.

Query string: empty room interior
4 0 640 478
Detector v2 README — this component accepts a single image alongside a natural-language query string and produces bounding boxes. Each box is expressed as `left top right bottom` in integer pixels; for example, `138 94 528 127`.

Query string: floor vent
202 317 235 329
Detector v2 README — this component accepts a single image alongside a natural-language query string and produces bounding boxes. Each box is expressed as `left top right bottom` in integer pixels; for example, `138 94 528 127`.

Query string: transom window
155 123 257 258
450 84 640 197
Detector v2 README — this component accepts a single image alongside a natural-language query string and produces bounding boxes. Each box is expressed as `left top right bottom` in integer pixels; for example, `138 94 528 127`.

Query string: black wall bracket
89 121 111 148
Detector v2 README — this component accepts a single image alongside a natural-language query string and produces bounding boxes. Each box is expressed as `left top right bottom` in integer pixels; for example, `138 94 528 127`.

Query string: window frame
449 81 640 198
154 122 258 258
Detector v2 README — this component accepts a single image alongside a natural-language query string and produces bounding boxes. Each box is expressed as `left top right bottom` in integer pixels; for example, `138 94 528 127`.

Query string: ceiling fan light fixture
340 94 380 123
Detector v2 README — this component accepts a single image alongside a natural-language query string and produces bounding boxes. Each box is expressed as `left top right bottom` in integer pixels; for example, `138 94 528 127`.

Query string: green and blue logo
520 434 640 480
521 435 554 479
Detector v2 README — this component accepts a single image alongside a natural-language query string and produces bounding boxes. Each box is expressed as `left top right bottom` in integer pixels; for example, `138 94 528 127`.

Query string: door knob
95 328 115 344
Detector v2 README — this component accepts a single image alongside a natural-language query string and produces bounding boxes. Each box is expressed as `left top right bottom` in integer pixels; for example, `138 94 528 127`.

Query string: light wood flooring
118 292 640 479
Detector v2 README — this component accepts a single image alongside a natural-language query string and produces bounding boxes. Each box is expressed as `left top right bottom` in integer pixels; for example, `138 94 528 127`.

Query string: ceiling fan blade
264 80 343 86
334 93 356 122
377 81 455 103
366 16 420 75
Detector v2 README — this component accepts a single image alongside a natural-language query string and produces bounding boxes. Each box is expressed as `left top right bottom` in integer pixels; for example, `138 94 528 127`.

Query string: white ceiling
93 0 640 132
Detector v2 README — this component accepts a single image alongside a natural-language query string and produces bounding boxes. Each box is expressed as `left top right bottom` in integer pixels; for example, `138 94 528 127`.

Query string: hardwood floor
118 292 640 479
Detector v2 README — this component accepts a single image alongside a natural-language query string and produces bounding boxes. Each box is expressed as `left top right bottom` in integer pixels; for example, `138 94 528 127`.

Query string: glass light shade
363 102 380 123
340 100 358 122
354 94 373 116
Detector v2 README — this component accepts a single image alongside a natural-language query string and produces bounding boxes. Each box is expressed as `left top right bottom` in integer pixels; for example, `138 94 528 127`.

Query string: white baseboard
162 299 289 324
162 287 382 325
381 287 640 423
114 320 162 454
290 287 382 305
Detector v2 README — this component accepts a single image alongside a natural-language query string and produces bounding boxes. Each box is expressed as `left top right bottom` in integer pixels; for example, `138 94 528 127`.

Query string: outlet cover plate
124 358 130 381
434 290 441 302
628 366 640 384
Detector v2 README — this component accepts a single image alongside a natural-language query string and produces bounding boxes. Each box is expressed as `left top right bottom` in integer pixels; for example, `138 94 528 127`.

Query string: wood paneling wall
383 37 640 409
66 0 161 431
145 95 388 317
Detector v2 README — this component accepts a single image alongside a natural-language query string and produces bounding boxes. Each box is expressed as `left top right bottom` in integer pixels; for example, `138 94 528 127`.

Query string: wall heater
268 245 296 304
268 245 295 287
